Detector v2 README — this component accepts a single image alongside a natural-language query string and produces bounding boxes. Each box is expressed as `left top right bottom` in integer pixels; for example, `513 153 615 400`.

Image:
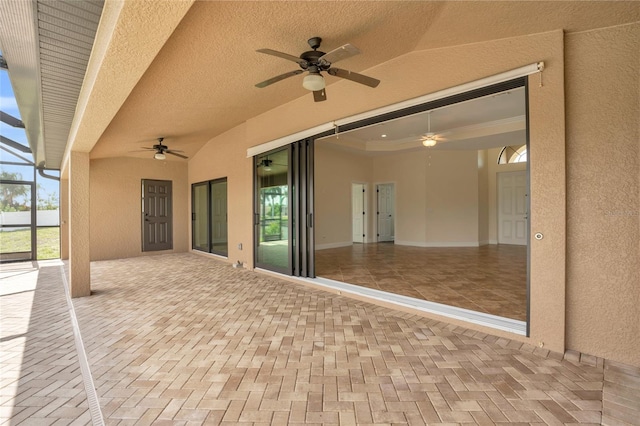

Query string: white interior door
498 171 528 245
352 183 365 243
377 183 395 242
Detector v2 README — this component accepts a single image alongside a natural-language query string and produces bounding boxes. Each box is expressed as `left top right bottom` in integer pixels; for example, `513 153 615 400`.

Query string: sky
1 64 60 203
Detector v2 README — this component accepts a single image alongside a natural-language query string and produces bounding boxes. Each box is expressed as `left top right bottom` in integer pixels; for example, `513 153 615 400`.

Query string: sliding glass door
255 148 291 273
254 140 314 276
192 182 208 251
191 178 228 256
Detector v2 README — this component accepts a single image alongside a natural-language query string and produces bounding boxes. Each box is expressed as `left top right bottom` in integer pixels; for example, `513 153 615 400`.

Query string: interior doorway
498 171 528 245
351 183 366 243
376 183 395 242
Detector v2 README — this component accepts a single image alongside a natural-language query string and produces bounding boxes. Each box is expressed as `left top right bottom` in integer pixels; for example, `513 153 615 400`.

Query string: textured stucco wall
69 152 91 297
188 123 253 267
565 23 640 366
60 178 69 260
89 157 188 261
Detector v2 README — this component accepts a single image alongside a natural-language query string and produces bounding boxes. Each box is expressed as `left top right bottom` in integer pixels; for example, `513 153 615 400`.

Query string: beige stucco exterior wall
188 123 253 267
190 31 567 353
565 23 640 366
69 152 91 297
60 177 69 260
89 157 188 261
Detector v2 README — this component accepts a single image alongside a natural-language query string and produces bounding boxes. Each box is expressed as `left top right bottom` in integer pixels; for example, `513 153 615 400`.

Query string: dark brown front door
142 179 172 252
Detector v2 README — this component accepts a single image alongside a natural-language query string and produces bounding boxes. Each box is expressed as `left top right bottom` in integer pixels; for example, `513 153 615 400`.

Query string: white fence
0 210 60 227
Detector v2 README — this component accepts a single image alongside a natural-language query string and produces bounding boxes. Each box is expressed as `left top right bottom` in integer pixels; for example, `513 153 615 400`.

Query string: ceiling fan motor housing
307 37 322 50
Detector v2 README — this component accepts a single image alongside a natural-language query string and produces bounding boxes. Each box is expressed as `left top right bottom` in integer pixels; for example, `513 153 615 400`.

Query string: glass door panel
255 148 290 273
192 182 209 251
210 179 228 256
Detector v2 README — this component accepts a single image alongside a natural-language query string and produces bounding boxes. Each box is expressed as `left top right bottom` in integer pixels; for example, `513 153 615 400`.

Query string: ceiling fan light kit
255 37 380 102
154 152 166 160
422 134 437 147
302 73 325 91
421 111 437 147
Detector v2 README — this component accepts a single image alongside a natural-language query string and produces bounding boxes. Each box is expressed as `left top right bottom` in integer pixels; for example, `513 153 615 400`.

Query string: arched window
498 144 527 164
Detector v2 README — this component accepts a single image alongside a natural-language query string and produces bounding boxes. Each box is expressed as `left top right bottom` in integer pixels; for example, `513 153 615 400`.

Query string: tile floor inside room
1 253 638 425
315 244 528 321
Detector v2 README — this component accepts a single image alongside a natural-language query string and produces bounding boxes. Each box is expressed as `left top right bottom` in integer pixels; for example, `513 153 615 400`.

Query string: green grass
0 227 60 260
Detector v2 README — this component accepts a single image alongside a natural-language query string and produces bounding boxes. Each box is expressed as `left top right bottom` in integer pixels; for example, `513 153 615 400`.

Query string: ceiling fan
139 137 187 160
256 157 286 171
420 111 448 147
255 37 380 102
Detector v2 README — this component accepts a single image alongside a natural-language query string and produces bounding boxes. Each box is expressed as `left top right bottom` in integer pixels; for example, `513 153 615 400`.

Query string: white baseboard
315 241 353 250
395 240 481 248
478 240 490 246
489 239 498 245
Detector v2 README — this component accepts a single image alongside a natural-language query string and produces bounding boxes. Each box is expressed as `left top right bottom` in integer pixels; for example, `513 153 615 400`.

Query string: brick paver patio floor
2 253 607 425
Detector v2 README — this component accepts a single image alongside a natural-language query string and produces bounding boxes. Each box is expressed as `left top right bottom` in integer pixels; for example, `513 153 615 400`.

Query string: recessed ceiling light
381 134 387 138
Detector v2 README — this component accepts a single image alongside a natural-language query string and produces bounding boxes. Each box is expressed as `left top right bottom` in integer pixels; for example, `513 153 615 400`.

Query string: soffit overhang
0 0 103 170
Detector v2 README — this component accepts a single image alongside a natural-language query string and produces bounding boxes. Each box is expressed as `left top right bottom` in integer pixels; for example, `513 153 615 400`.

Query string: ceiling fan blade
318 43 360 65
255 70 304 88
313 89 327 102
166 150 188 159
256 49 308 67
328 68 380 88
140 147 155 150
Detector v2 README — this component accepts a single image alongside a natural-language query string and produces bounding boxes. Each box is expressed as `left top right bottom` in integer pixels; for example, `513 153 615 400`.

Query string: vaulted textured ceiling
90 1 640 162
5 1 637 167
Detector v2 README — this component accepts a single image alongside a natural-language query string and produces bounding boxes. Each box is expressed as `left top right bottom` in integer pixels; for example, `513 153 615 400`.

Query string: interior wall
424 150 479 245
478 150 489 244
316 147 492 248
89 157 188 261
565 23 639 366
372 150 427 245
487 146 527 243
314 143 373 248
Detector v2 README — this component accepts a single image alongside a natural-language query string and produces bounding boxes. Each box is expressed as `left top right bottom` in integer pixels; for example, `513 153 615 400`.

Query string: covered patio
2 253 633 424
